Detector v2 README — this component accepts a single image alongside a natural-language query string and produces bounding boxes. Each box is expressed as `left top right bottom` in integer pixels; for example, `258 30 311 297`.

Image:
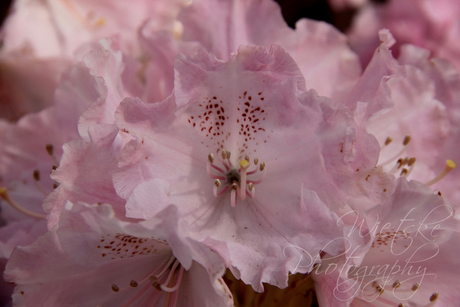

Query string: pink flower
313 178 460 307
110 42 389 291
360 30 460 205
348 0 460 71
5 202 233 307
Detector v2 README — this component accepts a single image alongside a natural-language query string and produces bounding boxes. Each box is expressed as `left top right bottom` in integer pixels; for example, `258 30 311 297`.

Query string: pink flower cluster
1 0 460 306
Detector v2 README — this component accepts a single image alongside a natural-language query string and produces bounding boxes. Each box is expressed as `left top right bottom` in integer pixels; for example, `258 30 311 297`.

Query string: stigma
206 150 265 207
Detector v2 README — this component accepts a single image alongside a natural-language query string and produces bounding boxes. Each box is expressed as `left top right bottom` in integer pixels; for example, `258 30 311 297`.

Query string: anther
260 162 265 171
408 157 416 166
129 280 138 287
403 135 411 146
227 151 231 159
430 292 439 302
372 281 379 288
208 153 214 164
248 182 254 191
412 283 420 291
425 159 457 186
111 284 119 292
33 169 40 181
398 304 405 307
375 285 384 295
215 179 221 187
46 144 54 156
400 168 408 176
392 280 401 289
221 150 227 160
254 157 259 165
244 155 250 162
384 136 393 146
231 182 238 190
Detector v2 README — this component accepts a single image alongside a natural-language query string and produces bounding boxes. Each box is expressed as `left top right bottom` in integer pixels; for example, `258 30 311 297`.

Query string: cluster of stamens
0 143 60 220
111 255 185 307
355 279 439 307
379 135 456 186
206 150 265 207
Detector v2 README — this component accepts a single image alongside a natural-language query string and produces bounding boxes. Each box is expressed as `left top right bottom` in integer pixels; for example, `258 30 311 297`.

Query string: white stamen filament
0 187 46 220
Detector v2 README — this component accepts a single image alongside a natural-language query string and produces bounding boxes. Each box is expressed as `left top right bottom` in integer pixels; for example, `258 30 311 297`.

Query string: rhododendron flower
313 178 460 307
109 41 395 291
5 202 233 307
360 30 460 204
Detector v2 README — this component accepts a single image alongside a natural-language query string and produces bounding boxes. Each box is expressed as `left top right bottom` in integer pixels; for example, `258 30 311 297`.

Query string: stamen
208 153 214 164
430 292 439 302
130 280 138 288
112 284 120 292
238 160 249 201
46 144 59 165
0 187 46 220
120 282 152 307
254 157 259 165
403 135 411 146
221 150 227 160
412 283 420 291
393 281 401 289
378 135 411 167
33 169 40 181
248 182 255 198
398 304 405 307
32 170 49 197
160 266 185 293
260 162 265 171
400 168 408 176
160 260 180 289
384 136 393 146
425 160 457 186
244 155 250 162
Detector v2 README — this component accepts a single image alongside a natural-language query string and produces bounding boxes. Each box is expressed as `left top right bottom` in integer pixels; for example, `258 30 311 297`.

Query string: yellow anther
425 159 457 186
239 160 249 170
447 159 456 169
0 187 6 195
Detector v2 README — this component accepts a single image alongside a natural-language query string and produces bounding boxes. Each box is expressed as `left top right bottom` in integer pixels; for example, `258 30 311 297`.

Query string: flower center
206 149 265 207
